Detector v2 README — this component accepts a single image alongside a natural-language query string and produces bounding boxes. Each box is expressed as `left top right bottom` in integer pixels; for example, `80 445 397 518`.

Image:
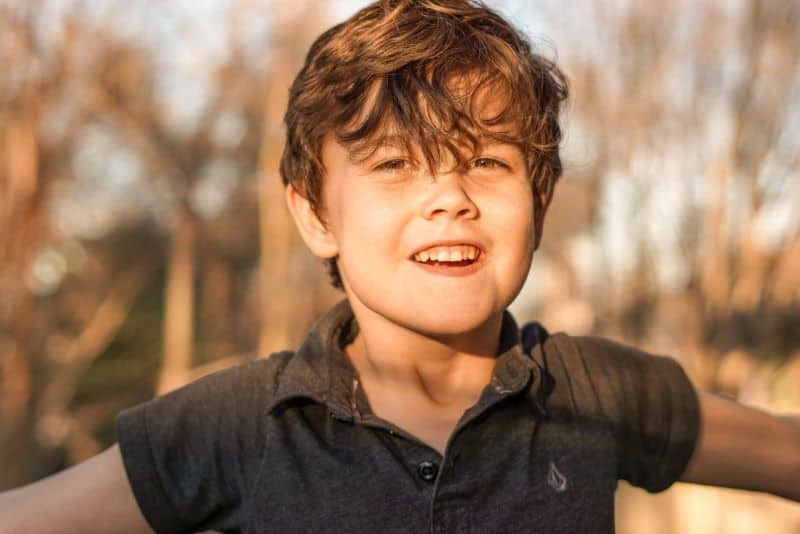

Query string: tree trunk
157 213 196 394
257 68 292 356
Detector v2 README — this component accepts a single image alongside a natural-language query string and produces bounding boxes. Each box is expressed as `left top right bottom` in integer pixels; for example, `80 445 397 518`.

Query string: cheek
493 187 535 239
335 193 407 264
327 186 378 239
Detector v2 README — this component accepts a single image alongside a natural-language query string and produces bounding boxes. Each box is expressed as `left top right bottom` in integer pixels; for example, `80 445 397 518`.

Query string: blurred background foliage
0 0 798 531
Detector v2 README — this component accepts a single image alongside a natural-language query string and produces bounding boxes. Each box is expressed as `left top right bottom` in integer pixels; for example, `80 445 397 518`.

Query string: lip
408 239 487 277
411 253 486 277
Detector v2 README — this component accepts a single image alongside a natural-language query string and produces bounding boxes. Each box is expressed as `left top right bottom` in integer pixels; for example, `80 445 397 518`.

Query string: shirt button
417 461 439 482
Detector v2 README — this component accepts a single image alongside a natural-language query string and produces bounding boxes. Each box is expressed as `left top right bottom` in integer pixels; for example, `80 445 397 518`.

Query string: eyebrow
344 130 525 173
345 134 410 163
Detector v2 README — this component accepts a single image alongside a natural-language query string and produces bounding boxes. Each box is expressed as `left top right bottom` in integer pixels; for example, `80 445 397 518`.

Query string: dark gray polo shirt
116 300 700 533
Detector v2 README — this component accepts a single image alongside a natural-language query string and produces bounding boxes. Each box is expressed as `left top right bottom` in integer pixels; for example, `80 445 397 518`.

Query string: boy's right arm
0 444 153 534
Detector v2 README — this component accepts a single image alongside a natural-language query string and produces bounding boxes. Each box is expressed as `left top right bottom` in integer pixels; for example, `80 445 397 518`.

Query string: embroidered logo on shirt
546 461 568 493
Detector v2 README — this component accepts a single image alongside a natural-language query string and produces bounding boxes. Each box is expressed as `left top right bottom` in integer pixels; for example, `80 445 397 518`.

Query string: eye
469 157 508 170
374 159 412 172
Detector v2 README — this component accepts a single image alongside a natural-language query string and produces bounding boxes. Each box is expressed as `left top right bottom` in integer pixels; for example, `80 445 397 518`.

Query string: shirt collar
267 299 545 419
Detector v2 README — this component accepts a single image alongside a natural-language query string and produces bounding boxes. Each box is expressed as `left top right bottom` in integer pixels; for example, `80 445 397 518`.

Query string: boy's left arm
681 391 800 502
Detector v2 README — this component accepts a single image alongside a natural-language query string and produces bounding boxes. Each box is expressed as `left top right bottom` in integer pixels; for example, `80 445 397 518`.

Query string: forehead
334 74 524 163
350 71 518 127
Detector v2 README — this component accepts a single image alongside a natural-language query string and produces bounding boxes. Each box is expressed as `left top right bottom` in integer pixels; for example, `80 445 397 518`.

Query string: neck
344 299 503 406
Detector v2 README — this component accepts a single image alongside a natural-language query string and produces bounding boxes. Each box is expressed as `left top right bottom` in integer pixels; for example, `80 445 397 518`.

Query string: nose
420 172 479 220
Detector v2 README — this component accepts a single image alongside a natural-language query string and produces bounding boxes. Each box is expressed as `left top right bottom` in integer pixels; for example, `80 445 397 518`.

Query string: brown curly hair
280 0 568 289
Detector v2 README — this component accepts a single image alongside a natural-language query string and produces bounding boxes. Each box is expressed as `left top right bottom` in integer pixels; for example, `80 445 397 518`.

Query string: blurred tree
531 0 800 385
2 0 798 530
0 0 338 488
518 0 800 531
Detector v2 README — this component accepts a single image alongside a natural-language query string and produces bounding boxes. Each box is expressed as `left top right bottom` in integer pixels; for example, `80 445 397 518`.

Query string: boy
1 0 798 532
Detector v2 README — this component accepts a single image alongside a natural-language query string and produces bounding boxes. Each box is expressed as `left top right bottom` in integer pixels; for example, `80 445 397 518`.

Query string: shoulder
525 326 693 419
523 325 701 492
114 352 298 533
541 330 657 363
534 329 680 383
176 350 295 397
117 350 297 436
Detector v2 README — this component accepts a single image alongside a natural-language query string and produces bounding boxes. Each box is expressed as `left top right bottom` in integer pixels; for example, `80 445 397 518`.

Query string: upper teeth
413 245 479 263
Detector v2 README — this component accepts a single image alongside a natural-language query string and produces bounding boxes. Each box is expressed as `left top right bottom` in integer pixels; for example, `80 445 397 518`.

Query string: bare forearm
682 393 800 502
779 415 800 500
0 445 152 534
780 415 800 431
772 415 800 501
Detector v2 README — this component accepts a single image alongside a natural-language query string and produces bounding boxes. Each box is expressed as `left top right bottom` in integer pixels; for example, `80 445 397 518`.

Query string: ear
285 184 339 259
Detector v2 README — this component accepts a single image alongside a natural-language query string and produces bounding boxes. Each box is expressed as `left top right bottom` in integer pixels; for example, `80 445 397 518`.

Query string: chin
401 300 502 337
344 274 511 337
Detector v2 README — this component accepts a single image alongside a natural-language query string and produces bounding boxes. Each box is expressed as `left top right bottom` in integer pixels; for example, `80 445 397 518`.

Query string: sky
31 0 800 315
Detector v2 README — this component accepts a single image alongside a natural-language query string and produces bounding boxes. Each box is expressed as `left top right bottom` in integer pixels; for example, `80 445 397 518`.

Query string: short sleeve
115 357 284 533
543 334 701 493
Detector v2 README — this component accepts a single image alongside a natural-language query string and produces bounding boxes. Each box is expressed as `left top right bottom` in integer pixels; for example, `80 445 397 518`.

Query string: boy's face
288 125 537 342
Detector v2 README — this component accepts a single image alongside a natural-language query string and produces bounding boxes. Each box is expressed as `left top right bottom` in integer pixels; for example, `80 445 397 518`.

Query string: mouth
409 243 485 276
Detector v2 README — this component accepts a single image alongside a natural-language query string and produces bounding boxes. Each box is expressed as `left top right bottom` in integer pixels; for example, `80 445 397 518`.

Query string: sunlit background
1 0 799 531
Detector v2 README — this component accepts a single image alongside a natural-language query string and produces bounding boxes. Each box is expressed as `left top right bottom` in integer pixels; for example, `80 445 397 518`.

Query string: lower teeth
424 260 473 266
